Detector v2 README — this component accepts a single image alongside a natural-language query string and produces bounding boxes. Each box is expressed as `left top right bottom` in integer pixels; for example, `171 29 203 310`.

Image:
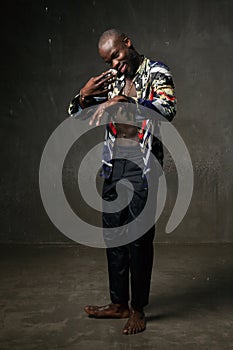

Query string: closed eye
112 51 119 60
105 51 120 66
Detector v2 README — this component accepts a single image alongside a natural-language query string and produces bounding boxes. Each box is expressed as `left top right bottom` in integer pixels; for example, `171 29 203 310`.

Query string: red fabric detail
138 132 144 140
158 91 176 101
141 120 147 130
149 89 154 101
109 122 117 135
137 120 147 140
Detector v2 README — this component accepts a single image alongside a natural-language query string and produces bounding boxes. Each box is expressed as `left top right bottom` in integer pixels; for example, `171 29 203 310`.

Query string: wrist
79 89 93 106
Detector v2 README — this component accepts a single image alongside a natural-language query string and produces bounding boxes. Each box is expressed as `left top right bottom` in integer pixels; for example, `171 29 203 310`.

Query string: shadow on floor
147 261 233 320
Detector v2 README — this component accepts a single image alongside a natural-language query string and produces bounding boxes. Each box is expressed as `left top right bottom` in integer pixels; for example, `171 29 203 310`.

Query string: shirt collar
133 55 147 80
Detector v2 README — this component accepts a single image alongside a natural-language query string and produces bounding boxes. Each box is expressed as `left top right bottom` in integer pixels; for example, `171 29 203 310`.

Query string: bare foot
123 308 146 335
84 303 130 318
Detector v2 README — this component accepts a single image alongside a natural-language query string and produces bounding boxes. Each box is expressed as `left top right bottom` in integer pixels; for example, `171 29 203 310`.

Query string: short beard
125 50 141 79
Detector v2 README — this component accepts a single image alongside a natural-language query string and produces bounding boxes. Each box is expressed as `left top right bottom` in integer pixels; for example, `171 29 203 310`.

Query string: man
68 28 176 334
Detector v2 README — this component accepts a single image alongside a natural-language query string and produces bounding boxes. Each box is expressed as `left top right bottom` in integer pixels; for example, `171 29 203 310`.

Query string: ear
123 37 131 48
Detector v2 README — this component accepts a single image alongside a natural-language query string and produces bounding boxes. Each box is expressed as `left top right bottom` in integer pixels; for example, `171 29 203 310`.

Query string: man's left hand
89 95 129 126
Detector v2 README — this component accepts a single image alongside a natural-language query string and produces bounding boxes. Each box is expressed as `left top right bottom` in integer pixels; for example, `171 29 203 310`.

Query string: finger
94 86 112 96
95 69 116 83
89 103 106 125
89 109 99 126
96 110 104 126
93 71 109 83
96 106 106 126
98 75 116 87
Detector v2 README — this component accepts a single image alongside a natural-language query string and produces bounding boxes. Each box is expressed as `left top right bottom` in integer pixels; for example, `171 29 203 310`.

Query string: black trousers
102 145 156 309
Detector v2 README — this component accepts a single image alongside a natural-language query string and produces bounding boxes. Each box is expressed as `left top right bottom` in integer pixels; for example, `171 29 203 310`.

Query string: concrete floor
0 244 232 350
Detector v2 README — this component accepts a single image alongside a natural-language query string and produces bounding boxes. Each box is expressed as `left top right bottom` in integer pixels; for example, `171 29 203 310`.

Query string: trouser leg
125 163 156 309
129 226 155 309
102 159 130 304
106 246 130 304
106 226 155 307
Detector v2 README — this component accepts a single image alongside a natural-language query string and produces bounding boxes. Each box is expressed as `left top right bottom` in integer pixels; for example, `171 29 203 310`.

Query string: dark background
1 0 233 243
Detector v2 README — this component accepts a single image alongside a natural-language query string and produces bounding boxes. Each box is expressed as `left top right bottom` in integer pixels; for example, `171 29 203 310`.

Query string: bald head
98 29 126 49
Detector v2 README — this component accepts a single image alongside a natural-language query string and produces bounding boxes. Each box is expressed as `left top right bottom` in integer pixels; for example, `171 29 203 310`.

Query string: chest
123 79 137 98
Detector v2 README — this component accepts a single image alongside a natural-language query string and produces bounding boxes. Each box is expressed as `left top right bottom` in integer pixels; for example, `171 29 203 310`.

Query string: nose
112 59 120 69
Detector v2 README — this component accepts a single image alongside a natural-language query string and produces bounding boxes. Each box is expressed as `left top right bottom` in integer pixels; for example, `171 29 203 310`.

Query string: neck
126 52 143 79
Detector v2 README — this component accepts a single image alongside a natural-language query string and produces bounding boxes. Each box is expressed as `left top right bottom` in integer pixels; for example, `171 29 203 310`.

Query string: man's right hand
80 69 117 102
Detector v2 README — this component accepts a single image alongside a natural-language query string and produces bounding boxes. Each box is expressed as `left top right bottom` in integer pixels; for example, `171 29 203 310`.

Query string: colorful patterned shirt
68 56 176 178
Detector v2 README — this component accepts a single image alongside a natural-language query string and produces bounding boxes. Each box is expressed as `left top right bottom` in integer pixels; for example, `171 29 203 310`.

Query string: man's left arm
137 65 177 122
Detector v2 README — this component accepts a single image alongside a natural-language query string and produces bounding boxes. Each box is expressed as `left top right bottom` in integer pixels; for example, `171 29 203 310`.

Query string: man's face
98 35 138 78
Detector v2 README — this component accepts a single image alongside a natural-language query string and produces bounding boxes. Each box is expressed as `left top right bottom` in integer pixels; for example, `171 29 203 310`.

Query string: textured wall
1 0 233 243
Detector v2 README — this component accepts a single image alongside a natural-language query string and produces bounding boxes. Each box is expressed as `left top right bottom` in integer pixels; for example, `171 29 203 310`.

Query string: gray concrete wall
1 0 233 243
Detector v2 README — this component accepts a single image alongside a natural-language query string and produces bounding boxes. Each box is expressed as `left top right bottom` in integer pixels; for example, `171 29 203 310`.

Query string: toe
84 305 96 314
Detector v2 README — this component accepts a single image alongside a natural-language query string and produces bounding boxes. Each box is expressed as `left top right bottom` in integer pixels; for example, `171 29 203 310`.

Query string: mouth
119 63 127 74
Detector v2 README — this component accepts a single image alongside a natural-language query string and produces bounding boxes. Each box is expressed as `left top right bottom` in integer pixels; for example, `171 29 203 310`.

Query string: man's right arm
67 69 117 117
67 92 102 118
